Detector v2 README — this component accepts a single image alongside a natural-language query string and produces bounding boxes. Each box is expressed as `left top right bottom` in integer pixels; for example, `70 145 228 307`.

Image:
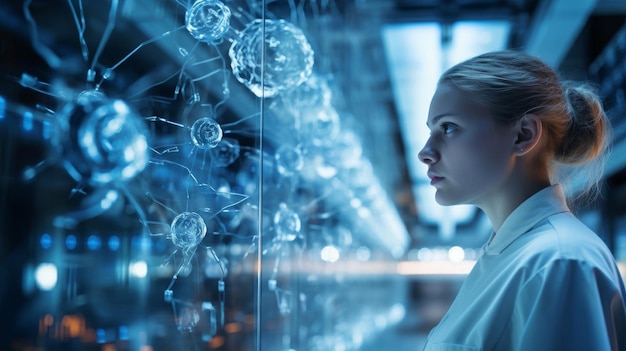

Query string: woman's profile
418 50 626 351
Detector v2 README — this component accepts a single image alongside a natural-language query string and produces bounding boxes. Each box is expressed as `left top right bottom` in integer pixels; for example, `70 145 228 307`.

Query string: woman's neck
479 176 551 233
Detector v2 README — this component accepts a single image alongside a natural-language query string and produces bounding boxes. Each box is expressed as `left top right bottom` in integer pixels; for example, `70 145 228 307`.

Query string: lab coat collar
483 184 570 255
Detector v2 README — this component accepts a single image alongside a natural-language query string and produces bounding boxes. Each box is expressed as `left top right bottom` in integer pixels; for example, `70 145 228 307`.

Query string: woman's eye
441 123 456 134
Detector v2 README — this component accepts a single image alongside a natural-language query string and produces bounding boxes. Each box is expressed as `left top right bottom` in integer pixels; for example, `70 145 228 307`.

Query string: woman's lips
430 176 444 185
427 171 444 185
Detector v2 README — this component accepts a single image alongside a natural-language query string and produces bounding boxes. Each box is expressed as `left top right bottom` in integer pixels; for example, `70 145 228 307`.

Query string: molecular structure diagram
11 0 318 343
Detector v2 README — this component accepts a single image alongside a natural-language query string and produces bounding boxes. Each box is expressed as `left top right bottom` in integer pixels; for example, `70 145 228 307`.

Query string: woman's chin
434 193 460 207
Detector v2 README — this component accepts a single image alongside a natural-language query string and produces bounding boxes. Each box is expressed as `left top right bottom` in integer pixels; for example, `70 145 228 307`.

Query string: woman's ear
514 114 542 155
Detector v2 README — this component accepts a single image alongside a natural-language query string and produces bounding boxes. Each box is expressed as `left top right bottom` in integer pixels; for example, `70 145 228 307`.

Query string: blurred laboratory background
0 0 625 350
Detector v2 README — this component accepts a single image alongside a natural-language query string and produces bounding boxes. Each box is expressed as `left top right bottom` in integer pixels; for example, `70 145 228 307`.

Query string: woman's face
418 83 518 207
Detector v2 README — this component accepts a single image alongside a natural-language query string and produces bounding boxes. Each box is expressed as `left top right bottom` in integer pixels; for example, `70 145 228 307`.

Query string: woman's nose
418 142 438 165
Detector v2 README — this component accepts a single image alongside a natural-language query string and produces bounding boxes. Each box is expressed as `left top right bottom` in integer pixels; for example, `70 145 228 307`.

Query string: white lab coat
423 185 626 351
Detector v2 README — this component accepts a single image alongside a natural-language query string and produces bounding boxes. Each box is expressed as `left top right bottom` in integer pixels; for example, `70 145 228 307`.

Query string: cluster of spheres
185 0 315 98
15 0 327 343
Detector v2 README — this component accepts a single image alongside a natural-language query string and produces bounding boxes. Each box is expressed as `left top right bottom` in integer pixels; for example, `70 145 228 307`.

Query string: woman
418 50 626 350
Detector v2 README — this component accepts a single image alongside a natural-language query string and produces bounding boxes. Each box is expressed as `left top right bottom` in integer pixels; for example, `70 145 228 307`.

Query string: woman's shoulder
520 212 617 273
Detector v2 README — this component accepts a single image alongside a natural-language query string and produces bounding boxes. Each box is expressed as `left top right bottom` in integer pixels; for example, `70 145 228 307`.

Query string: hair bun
556 82 610 165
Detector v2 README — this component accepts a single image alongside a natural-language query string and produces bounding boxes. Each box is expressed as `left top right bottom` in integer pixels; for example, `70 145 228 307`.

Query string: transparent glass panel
0 0 264 350
256 2 411 351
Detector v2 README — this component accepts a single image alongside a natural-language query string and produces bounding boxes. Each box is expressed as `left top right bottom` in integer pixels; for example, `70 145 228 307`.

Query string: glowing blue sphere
171 211 207 249
229 19 314 98
190 117 223 149
60 92 149 185
185 0 231 42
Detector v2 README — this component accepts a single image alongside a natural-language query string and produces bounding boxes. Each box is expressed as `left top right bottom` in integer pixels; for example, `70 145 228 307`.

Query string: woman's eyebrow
426 114 451 127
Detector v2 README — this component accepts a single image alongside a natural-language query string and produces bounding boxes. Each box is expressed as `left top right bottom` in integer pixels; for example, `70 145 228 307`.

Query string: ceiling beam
523 0 598 68
594 0 626 15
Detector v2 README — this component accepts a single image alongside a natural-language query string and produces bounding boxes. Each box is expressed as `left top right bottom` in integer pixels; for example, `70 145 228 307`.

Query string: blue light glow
65 235 77 250
131 235 151 251
0 96 5 120
119 325 128 340
108 235 120 251
22 111 33 131
42 121 51 139
40 233 52 249
96 328 106 343
87 235 102 250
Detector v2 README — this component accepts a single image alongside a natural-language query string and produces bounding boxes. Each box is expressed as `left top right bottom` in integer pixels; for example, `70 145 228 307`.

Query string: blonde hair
438 50 612 208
